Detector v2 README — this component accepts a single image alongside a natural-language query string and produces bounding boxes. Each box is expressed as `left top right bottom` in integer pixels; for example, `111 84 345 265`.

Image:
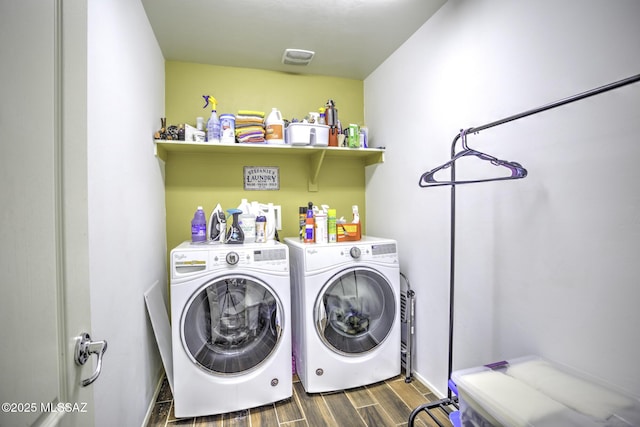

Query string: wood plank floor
145 373 455 427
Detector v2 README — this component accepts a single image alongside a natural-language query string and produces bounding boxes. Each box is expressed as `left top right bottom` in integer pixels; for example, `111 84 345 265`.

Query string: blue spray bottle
225 209 244 244
203 95 220 143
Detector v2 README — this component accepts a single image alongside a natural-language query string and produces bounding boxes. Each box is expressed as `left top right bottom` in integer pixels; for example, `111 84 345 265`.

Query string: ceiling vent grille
282 49 315 66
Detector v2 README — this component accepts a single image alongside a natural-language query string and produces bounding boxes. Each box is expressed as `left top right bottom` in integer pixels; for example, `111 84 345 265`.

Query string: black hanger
419 129 527 187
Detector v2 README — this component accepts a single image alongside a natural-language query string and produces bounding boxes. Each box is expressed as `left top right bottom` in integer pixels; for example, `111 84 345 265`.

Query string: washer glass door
181 275 283 375
315 267 396 355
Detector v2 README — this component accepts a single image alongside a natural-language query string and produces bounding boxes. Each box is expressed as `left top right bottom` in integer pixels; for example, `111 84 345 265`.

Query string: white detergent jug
265 108 285 144
237 199 256 243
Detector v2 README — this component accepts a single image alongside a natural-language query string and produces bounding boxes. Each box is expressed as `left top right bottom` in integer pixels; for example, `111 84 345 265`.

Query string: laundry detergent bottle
237 199 256 243
191 206 207 243
265 108 285 144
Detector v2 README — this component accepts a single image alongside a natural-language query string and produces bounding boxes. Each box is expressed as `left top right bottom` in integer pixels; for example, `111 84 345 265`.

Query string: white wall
87 0 167 425
365 0 640 397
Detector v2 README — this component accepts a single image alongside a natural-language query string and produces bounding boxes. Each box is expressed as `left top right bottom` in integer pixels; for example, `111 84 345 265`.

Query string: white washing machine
170 241 292 418
285 236 401 393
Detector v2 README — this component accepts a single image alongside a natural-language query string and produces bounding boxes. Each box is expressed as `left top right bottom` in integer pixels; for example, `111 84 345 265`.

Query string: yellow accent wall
165 61 364 126
164 62 368 250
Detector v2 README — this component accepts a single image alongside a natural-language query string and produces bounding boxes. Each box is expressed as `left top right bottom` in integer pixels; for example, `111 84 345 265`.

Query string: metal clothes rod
466 73 640 135
409 72 640 427
438 73 640 157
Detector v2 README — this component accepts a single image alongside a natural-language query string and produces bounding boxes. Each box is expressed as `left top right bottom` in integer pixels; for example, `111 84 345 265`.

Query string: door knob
74 332 108 387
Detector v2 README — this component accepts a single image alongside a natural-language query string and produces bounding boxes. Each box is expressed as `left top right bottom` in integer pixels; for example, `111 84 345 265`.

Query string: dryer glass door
181 275 283 375
315 267 396 355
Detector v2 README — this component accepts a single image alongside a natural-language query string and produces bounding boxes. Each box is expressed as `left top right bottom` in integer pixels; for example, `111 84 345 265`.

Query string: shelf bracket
364 150 384 166
308 149 326 192
154 142 167 162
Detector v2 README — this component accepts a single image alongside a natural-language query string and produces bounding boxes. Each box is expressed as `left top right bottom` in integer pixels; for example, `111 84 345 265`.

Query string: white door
0 1 98 426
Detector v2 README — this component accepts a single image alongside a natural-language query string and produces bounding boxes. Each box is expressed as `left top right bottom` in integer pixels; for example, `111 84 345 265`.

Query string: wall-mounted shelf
154 140 385 191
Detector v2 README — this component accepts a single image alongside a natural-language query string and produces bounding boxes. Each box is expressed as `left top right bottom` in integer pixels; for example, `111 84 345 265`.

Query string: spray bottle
226 209 244 244
203 95 221 143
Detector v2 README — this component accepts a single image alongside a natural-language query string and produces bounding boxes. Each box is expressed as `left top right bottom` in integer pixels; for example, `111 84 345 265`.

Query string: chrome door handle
74 332 108 387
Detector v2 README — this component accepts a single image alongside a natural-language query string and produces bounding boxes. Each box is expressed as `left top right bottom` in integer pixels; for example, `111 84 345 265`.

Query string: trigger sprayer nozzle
202 95 217 111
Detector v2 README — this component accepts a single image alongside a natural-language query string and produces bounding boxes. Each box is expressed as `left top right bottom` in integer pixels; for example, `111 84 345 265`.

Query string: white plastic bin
286 123 329 146
451 356 640 427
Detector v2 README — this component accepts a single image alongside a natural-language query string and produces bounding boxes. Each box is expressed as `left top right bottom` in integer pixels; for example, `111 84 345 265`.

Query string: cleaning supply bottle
304 202 315 243
299 206 307 241
265 108 285 144
203 95 220 143
208 203 226 242
237 199 256 243
191 206 207 243
318 107 326 125
328 208 337 243
315 206 328 244
226 209 244 244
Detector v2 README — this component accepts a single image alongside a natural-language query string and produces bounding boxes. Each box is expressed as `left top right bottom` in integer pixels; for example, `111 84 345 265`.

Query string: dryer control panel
371 243 397 256
301 241 398 272
342 242 398 262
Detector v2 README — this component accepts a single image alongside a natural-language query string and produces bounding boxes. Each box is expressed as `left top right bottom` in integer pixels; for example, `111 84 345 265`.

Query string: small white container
286 123 329 146
220 114 236 144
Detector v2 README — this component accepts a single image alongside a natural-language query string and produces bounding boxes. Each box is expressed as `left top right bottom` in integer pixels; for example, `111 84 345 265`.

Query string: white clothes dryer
170 241 291 418
285 236 401 393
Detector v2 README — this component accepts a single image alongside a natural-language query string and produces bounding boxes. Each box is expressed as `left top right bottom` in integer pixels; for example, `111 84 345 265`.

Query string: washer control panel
171 242 289 277
211 246 289 269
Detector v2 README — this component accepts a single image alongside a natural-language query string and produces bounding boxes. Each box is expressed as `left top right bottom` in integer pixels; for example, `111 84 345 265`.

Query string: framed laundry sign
243 166 280 190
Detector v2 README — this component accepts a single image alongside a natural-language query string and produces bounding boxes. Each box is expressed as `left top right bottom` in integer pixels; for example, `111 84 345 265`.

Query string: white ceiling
141 0 446 80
